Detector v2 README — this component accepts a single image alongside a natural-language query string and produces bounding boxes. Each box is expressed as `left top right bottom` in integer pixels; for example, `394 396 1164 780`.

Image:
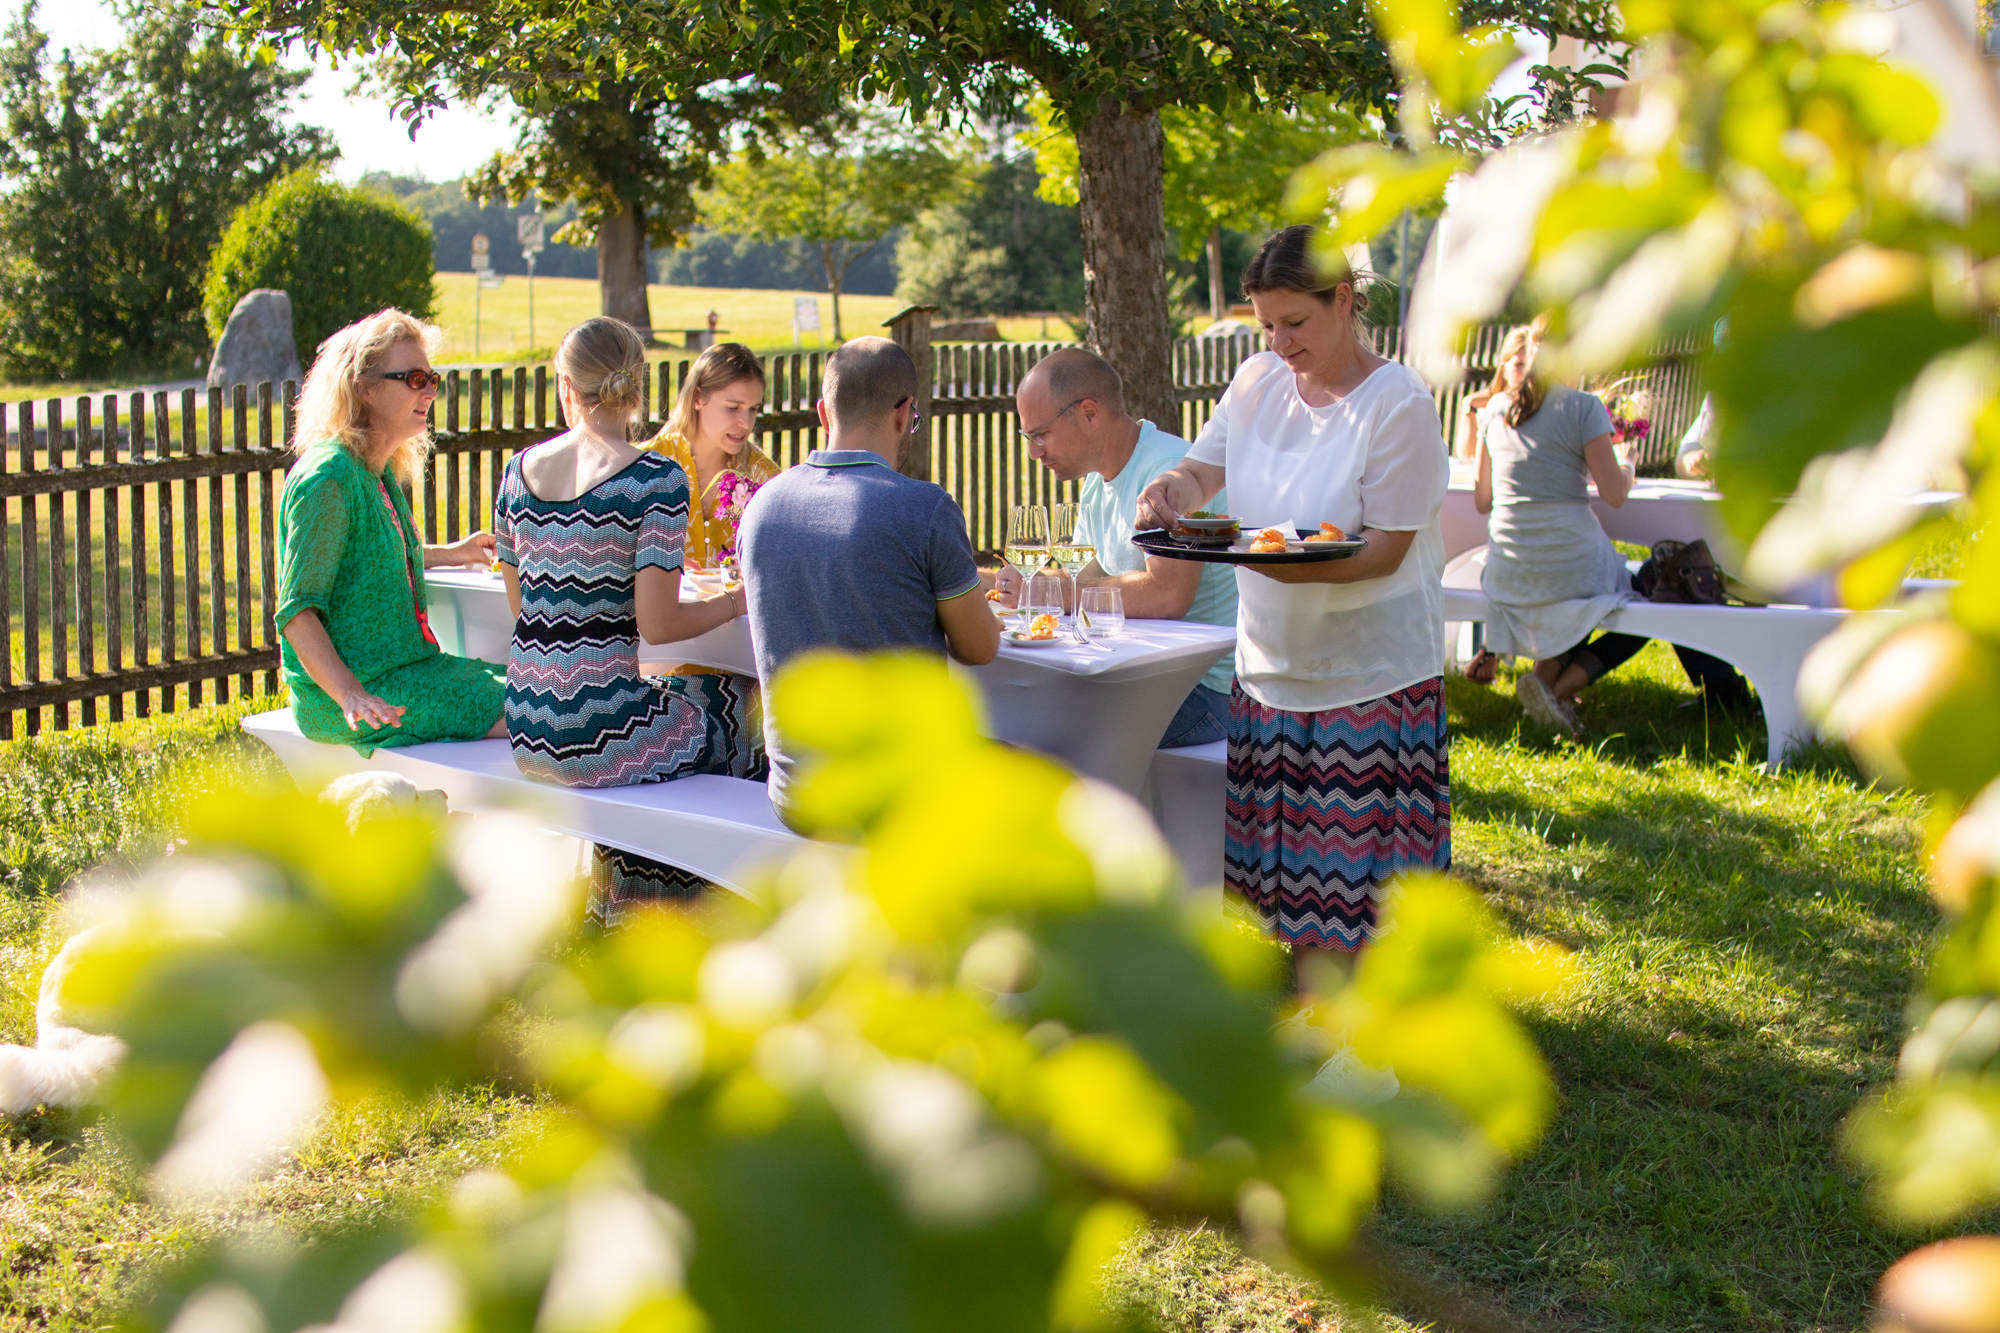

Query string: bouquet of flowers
711 470 762 563
1595 377 1654 447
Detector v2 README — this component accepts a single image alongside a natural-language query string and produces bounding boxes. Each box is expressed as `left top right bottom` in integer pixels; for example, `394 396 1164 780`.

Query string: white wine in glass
1049 503 1095 575
1005 504 1051 579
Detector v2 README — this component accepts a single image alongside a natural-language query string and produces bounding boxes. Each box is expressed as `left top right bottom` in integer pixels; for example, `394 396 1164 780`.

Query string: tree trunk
1075 105 1175 431
598 202 656 344
1207 225 1227 323
824 241 846 342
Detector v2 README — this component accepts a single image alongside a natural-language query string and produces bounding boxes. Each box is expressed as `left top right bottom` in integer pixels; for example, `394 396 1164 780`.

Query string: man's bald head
1022 347 1126 416
823 336 919 429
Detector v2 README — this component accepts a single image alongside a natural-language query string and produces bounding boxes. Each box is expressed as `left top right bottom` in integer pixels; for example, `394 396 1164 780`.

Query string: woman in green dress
276 309 506 749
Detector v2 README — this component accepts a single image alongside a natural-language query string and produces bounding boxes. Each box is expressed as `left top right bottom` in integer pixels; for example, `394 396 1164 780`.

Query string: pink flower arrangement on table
711 470 762 562
1594 377 1653 447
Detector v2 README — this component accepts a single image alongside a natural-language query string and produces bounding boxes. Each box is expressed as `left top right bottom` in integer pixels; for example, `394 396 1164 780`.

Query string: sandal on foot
1463 649 1500 684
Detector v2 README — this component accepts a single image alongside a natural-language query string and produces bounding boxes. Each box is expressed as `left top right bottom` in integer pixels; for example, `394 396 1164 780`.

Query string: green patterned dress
276 441 506 751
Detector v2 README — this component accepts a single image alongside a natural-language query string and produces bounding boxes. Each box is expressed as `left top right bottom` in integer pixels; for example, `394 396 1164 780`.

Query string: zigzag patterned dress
494 451 763 916
1187 353 1453 952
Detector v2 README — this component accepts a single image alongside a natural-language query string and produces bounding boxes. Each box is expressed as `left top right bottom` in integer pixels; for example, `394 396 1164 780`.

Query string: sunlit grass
0 634 1971 1331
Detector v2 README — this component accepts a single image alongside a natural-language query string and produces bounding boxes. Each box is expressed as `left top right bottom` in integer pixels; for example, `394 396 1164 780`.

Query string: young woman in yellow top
644 342 781 568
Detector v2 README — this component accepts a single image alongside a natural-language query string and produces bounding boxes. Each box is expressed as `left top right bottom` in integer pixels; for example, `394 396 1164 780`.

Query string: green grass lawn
0 639 1976 1331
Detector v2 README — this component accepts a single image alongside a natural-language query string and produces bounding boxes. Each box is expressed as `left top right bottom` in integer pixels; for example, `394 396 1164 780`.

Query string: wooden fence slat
128 393 149 718
74 396 98 726
258 383 278 695
101 393 123 721
207 389 228 703
2 403 20 739
155 392 176 714
182 388 201 707
233 385 254 700
47 399 69 730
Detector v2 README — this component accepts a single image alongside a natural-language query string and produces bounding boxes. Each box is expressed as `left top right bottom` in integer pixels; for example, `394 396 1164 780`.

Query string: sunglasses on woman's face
377 368 443 391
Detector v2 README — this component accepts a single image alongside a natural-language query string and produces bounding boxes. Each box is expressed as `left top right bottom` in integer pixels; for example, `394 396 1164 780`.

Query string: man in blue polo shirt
738 336 1000 824
1007 348 1238 746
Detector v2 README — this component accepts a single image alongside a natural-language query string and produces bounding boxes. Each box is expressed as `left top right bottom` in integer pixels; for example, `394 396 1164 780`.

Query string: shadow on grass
1364 660 1956 1331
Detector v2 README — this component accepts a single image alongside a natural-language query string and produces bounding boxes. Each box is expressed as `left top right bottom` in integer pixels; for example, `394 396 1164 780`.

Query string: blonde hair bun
556 318 648 419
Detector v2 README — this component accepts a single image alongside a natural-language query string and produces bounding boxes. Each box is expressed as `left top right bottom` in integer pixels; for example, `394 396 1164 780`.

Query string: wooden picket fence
0 320 1706 737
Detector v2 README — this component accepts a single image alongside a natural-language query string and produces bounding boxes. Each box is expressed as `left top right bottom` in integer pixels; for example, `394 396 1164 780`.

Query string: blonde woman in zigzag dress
494 318 764 922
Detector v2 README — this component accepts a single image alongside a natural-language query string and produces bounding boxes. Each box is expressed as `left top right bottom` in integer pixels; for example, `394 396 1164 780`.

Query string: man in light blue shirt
1008 348 1238 746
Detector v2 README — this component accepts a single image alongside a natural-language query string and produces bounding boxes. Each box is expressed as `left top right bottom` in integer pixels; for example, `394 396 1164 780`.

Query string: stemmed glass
1004 505 1050 599
1049 503 1096 626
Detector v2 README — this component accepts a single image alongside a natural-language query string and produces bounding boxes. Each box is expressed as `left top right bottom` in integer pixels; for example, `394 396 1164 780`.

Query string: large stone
206 289 304 392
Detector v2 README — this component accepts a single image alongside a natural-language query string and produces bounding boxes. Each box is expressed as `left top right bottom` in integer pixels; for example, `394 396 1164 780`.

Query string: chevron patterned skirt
1224 677 1450 951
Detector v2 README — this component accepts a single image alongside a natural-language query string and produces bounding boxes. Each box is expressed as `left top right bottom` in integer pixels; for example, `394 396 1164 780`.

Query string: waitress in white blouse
1139 225 1451 976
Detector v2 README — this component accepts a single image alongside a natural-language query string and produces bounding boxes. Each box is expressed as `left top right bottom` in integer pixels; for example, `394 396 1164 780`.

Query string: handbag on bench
1634 539 1767 607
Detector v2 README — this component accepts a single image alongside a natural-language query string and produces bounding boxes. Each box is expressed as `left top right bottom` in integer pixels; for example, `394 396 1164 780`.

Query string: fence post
884 305 937 480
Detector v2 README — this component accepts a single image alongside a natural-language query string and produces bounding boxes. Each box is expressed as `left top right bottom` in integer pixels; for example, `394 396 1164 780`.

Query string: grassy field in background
0 277 1097 402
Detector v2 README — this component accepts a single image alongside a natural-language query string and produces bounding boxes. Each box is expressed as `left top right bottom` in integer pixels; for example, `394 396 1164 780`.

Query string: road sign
472 232 490 256
471 232 491 272
517 214 546 252
793 296 821 331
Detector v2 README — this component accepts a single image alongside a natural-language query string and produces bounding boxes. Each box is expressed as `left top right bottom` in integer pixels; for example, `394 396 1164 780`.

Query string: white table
424 570 1236 797
1443 473 1727 561
424 569 756 675
957 621 1237 796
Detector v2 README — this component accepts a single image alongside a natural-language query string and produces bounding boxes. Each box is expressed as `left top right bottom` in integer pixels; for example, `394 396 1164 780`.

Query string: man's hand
990 565 1024 607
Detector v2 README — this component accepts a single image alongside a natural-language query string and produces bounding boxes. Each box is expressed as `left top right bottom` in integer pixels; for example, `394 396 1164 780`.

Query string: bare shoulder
519 433 580 497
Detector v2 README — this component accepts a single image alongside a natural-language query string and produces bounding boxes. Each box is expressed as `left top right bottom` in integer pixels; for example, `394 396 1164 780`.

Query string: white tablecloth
423 569 756 674
1443 474 1726 561
956 620 1237 795
423 570 1237 797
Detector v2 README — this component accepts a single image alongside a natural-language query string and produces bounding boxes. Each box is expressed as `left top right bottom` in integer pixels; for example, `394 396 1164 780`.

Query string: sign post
792 295 821 347
518 214 547 351
471 233 491 357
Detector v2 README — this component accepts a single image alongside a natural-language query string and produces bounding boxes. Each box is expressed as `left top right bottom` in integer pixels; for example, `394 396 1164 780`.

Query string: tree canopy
699 111 965 340
204 167 437 366
0 1 331 379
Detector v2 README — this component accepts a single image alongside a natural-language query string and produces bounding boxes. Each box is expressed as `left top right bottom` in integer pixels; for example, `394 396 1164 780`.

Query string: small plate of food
1132 521 1366 565
1002 613 1067 646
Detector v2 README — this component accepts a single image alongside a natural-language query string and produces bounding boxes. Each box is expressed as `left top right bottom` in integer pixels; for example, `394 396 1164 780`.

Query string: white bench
1143 739 1229 888
1439 547 1915 768
240 708 802 900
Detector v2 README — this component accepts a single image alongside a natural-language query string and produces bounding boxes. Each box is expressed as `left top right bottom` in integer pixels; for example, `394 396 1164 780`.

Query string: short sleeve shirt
1075 420 1239 694
1482 383 1615 505
738 449 982 808
1187 353 1448 712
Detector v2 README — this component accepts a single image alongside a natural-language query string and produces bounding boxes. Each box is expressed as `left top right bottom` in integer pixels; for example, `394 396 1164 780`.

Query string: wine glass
1004 505 1050 595
1049 503 1096 622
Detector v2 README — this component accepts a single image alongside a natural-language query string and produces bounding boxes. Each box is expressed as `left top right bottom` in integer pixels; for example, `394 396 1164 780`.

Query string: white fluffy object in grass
0 924 129 1116
318 772 448 832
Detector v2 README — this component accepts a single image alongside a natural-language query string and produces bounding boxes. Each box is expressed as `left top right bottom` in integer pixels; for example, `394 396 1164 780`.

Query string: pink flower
711 470 762 561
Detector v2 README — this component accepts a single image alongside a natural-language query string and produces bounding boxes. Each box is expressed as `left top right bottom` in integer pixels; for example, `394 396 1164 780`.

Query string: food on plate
1175 512 1240 538
490 560 503 572
1027 613 1060 640
1248 527 1291 554
1304 522 1349 543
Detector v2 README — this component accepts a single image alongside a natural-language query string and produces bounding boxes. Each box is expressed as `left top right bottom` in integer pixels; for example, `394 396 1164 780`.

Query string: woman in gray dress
1470 326 1748 731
